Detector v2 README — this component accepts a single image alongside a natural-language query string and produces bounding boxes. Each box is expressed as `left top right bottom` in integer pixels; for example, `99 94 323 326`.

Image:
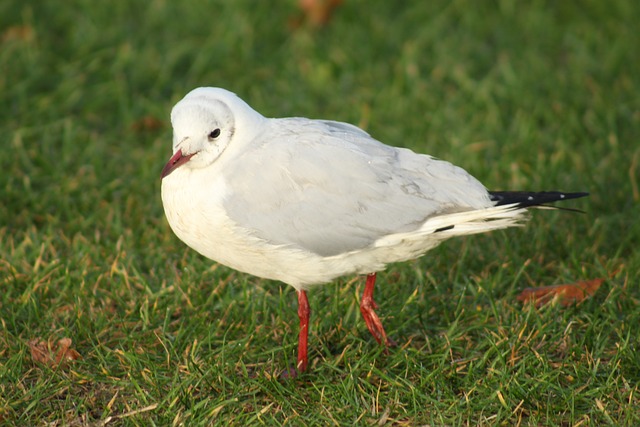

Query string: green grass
1 0 639 425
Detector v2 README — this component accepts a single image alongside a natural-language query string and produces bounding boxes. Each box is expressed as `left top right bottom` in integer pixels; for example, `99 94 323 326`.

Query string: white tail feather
375 204 526 248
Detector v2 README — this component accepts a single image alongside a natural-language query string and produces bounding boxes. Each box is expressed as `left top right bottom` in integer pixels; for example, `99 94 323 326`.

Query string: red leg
281 290 310 379
296 289 310 373
359 273 396 347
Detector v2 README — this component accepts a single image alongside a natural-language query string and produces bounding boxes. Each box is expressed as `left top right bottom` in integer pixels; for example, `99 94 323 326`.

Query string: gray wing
223 118 492 256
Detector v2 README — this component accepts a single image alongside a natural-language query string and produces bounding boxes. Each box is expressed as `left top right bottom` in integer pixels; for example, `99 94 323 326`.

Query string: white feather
161 88 535 290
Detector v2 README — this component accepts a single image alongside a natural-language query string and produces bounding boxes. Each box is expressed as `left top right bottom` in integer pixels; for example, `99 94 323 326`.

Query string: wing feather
223 118 492 256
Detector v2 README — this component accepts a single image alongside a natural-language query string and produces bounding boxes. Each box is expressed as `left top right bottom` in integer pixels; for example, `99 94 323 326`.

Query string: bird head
161 87 265 178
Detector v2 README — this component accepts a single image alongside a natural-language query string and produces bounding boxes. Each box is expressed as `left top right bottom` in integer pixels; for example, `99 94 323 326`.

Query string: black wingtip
489 191 589 208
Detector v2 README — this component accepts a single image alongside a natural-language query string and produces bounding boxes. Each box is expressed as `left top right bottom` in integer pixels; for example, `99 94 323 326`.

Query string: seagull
160 87 587 376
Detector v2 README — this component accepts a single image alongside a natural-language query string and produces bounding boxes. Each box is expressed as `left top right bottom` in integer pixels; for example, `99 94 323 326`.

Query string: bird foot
360 273 397 349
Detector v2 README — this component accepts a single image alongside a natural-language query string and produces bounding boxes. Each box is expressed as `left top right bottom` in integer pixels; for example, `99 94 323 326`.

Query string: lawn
1 0 639 425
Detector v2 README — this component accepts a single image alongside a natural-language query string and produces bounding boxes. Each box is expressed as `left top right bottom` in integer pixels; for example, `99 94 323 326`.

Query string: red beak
161 150 194 179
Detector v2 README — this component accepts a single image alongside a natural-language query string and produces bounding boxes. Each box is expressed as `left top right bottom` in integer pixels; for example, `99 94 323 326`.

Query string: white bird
160 87 587 376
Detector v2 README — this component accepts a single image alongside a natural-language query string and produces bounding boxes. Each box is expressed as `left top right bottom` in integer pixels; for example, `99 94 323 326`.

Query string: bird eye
208 129 221 140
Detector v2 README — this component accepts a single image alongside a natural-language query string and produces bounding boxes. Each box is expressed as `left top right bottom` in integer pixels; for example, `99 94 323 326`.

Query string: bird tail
489 191 589 210
374 191 588 249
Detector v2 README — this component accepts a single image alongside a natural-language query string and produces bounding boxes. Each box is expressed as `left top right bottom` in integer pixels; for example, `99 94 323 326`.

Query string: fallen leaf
131 116 164 132
292 0 344 28
2 25 35 43
28 337 82 367
517 278 604 307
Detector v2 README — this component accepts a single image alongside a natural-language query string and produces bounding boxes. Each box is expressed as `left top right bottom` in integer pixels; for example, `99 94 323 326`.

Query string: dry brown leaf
131 116 164 132
28 337 82 367
293 0 344 28
2 25 35 43
517 278 604 308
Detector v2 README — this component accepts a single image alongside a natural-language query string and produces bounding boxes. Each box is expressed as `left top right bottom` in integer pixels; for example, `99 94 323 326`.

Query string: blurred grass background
1 0 639 425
